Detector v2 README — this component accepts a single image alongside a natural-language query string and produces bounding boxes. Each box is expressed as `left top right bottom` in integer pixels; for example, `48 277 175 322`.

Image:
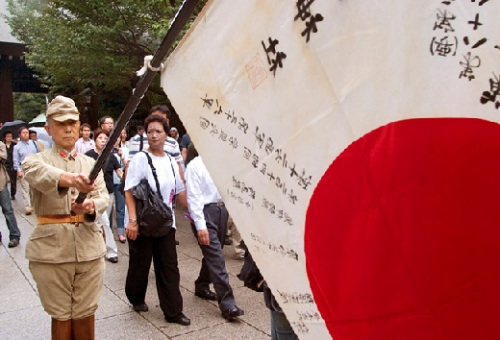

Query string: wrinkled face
95 132 108 150
45 119 80 150
147 121 167 150
19 128 29 141
81 127 91 139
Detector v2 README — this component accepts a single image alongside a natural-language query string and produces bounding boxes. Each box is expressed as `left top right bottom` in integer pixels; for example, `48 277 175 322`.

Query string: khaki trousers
30 258 104 320
18 176 32 209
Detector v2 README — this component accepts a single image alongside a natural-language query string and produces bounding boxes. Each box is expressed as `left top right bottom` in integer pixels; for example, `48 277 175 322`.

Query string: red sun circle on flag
305 118 500 340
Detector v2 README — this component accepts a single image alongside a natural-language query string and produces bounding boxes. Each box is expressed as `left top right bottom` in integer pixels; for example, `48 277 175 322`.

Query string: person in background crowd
22 95 109 340
226 215 246 259
185 143 245 321
3 131 17 200
180 133 191 165
169 127 180 142
111 129 128 243
120 127 128 146
124 114 190 325
99 116 114 134
13 126 40 215
85 129 122 263
75 123 95 154
133 125 144 139
0 139 21 248
29 130 45 152
126 125 143 150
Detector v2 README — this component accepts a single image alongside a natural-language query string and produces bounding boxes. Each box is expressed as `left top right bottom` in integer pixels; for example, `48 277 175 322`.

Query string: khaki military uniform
22 144 109 320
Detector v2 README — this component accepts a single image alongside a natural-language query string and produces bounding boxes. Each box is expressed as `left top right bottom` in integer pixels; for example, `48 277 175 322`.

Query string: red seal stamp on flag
246 53 268 89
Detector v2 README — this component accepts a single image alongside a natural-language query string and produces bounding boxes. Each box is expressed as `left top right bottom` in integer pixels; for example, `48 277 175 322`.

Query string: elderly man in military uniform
22 95 109 340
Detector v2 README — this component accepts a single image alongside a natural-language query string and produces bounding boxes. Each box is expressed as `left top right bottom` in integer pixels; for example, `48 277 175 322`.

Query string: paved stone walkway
0 191 270 339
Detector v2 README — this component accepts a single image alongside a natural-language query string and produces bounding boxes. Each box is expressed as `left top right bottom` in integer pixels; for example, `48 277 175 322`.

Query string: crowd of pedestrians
0 95 297 340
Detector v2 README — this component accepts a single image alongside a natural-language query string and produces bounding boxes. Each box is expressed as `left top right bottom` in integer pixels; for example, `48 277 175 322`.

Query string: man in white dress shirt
185 144 244 321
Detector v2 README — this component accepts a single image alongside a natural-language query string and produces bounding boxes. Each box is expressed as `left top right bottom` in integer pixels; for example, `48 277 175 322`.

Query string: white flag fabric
162 1 500 339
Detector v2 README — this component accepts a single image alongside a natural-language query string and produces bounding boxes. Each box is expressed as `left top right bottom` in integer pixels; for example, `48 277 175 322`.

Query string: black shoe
195 288 217 301
106 256 118 263
221 306 244 321
224 238 232 246
175 240 179 245
132 303 149 312
8 239 19 248
165 313 191 326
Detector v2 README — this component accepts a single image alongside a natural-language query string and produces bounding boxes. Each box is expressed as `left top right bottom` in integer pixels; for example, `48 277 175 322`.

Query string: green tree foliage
13 93 47 123
5 0 207 122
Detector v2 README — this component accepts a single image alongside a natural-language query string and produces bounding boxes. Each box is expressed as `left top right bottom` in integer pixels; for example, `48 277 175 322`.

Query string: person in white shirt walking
185 143 244 321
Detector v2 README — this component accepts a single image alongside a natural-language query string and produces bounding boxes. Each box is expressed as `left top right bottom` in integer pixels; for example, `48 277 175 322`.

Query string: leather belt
37 214 85 225
204 202 225 208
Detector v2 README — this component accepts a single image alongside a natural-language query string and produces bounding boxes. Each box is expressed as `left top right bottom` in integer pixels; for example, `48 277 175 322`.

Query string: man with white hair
22 95 109 340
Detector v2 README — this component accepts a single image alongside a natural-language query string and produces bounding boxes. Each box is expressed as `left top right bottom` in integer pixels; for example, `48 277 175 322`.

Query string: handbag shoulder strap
165 152 176 192
142 151 163 200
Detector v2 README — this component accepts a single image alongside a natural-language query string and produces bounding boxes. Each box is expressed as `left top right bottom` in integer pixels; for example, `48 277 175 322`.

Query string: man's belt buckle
69 215 83 223
37 214 85 225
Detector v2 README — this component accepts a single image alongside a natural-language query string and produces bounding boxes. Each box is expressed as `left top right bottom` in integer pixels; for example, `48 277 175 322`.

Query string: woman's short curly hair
144 114 169 134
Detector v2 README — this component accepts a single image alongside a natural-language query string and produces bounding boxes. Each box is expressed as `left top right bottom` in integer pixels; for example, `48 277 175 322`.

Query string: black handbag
130 151 175 237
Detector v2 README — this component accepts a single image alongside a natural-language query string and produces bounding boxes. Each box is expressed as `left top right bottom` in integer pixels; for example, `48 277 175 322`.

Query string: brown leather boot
71 314 95 340
51 318 72 340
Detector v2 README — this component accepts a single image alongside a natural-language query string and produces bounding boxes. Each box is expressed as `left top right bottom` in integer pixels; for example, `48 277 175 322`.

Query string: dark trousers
7 168 16 198
0 184 20 240
271 310 299 340
125 228 183 318
192 204 236 312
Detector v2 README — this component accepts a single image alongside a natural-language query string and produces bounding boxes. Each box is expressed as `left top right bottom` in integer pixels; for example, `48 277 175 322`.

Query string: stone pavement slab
0 193 271 340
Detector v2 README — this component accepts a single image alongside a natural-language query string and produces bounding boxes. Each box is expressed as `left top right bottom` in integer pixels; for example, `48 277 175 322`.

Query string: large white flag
162 1 500 339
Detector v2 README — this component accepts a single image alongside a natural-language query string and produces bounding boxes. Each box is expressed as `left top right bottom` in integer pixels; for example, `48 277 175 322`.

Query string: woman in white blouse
124 114 190 326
